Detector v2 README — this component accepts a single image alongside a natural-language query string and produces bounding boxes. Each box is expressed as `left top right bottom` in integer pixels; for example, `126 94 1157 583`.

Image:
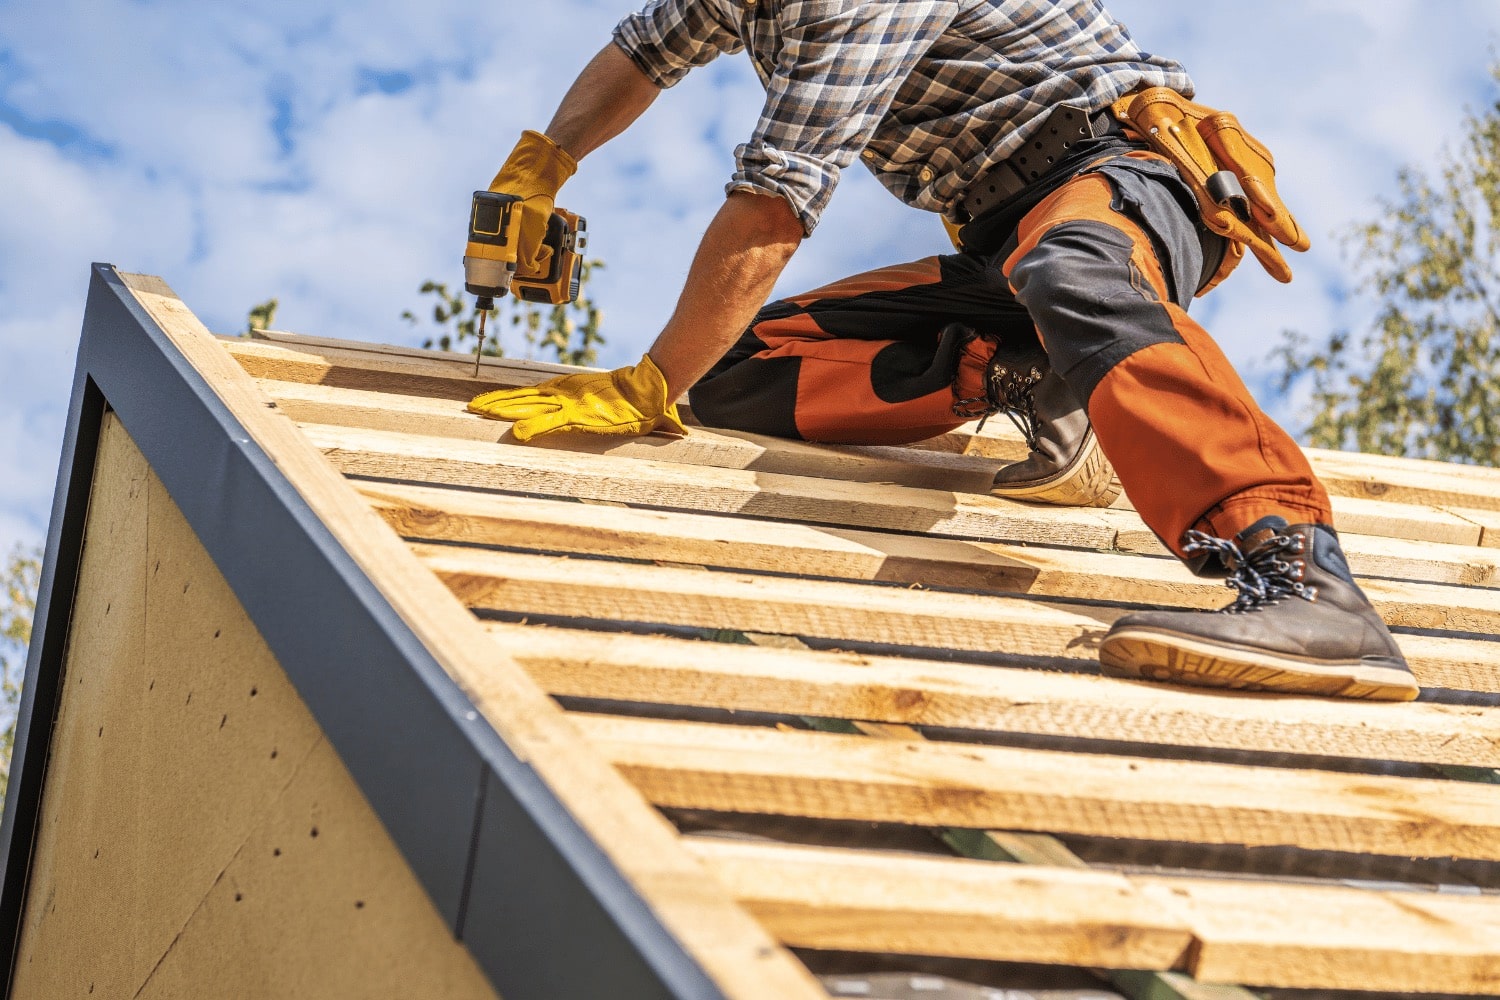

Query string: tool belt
1111 87 1309 293
959 104 1119 222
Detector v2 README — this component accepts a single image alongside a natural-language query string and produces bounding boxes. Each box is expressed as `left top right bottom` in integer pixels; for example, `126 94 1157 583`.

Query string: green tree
1276 67 1500 463
402 259 607 367
0 544 42 804
246 298 279 336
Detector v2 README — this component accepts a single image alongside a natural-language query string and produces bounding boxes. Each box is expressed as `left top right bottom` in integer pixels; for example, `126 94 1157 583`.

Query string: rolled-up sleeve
613 0 744 89
729 0 956 234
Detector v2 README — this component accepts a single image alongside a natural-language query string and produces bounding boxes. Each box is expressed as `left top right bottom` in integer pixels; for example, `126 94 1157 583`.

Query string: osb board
10 413 497 1000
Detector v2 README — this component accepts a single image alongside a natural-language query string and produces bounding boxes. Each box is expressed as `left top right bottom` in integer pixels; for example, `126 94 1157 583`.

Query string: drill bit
473 308 487 377
472 295 494 378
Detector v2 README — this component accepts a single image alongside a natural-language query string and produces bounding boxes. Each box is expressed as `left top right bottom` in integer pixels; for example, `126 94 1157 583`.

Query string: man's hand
467 354 687 441
488 130 578 276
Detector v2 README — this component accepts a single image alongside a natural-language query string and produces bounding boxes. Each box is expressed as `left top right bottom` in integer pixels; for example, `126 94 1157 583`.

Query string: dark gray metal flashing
0 265 726 1000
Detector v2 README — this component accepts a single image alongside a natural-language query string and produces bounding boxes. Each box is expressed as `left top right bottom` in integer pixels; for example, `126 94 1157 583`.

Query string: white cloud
2 0 1499 554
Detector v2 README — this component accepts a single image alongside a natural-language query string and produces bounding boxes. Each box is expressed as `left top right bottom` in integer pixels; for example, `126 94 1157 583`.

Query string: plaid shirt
613 0 1193 233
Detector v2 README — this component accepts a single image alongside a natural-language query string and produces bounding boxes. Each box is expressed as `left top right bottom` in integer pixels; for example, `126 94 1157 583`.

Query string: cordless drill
462 191 587 374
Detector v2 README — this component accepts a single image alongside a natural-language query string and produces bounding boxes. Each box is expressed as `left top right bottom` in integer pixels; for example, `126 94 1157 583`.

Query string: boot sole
1099 627 1420 701
989 429 1121 508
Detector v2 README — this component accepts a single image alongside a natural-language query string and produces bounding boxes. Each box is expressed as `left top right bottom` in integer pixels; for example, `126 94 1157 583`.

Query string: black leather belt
958 104 1120 222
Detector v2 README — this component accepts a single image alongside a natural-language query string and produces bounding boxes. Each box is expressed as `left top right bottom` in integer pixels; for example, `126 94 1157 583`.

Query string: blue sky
3 0 1500 558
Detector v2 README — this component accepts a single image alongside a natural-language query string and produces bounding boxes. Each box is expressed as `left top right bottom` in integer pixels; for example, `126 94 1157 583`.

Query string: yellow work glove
489 130 578 277
467 354 688 442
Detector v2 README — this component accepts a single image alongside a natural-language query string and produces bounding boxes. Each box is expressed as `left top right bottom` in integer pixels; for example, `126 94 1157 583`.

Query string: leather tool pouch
1111 87 1308 294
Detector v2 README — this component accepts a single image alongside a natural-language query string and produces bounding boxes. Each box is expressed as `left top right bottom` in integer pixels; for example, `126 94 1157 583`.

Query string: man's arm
544 43 661 161
537 42 804 400
648 191 804 399
468 38 804 435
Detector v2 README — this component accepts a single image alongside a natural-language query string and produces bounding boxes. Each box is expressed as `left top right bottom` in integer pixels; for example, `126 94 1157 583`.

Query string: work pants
689 150 1332 564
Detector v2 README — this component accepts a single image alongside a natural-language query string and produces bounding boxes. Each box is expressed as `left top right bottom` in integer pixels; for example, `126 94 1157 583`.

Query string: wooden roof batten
3 263 1500 999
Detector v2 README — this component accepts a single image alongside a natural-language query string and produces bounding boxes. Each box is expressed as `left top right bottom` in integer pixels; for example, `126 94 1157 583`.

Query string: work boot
988 369 1119 508
1099 516 1419 700
951 333 1119 508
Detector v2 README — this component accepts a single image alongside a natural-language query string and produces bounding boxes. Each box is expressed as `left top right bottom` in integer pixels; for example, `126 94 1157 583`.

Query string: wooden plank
421 542 1115 657
1309 449 1500 513
580 714 1500 860
416 534 1500 689
312 422 1122 549
1100 498 1484 552
121 275 827 1000
243 328 583 377
686 839 1500 995
262 378 1006 493
365 480 1500 613
228 335 577 396
369 481 1200 603
1134 876 1500 993
488 623 1500 763
1397 633 1500 693
683 838 1195 972
952 423 1500 515
1329 531 1500 587
372 481 1500 637
1445 505 1500 549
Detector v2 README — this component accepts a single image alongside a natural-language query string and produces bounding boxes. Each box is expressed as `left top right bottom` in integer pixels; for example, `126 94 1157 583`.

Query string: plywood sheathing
11 414 497 999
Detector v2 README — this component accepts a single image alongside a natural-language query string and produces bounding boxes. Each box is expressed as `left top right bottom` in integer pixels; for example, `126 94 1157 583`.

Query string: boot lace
1182 528 1319 613
951 347 1047 448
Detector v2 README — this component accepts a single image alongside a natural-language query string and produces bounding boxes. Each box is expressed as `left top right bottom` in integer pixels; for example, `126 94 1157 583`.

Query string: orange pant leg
690 256 1034 444
1002 170 1332 559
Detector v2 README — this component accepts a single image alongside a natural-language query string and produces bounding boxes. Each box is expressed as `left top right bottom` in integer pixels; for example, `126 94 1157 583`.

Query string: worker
467 0 1419 701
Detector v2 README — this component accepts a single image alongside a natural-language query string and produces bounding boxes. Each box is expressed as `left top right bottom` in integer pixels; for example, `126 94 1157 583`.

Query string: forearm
545 43 661 160
648 191 805 400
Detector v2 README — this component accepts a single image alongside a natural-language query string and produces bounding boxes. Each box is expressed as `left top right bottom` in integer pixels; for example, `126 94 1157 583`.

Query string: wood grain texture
239 330 1500 515
238 333 1500 556
311 421 1121 548
375 478 1500 641
409 535 1500 691
1136 876 1500 993
687 839 1500 995
418 541 1116 657
684 838 1195 971
121 274 827 1000
581 714 1500 860
482 621 1500 766
955 424 1500 515
365 479 1500 592
263 377 1007 492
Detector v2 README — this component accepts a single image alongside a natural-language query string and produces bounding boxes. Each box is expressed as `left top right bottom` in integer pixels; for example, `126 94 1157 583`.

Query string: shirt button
919 166 934 183
861 149 875 160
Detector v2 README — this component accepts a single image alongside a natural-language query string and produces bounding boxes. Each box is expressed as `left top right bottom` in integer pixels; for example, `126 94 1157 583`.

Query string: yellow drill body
463 190 587 373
